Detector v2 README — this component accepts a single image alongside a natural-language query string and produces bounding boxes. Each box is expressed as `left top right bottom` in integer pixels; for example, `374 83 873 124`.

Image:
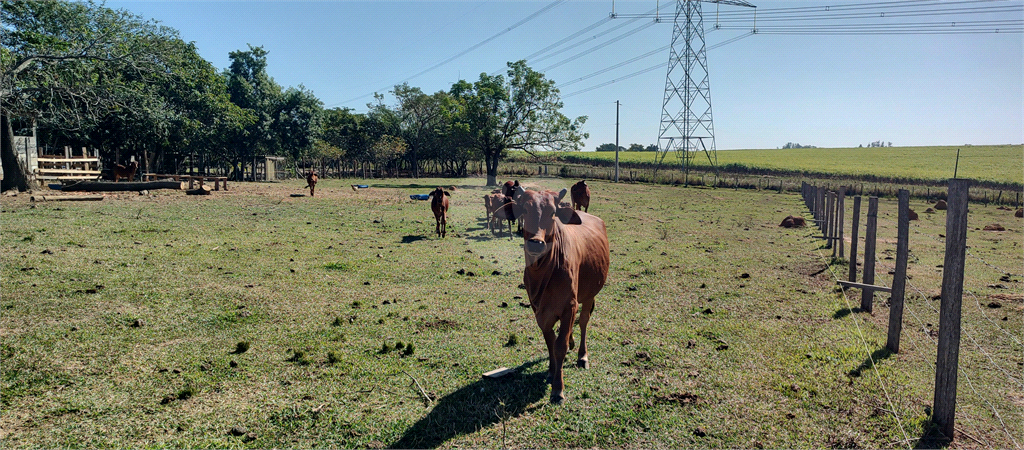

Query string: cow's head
428 187 450 198
515 187 574 264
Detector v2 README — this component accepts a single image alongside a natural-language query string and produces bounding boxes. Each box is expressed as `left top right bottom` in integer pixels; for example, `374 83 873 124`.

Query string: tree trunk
1 110 31 192
485 152 500 186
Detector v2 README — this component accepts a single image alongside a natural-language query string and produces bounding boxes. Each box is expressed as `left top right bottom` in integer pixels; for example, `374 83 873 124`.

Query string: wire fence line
803 180 1022 447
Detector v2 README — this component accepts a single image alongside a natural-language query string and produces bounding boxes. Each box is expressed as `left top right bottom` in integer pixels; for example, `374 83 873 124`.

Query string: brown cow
501 179 520 198
112 161 138 182
570 180 590 212
483 193 506 233
490 196 520 238
305 170 318 196
514 186 609 404
428 187 451 238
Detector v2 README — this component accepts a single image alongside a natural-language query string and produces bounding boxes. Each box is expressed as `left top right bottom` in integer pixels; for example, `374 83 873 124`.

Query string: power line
331 0 567 107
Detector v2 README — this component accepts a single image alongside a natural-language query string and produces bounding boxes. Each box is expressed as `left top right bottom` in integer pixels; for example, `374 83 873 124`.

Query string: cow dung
983 224 1006 231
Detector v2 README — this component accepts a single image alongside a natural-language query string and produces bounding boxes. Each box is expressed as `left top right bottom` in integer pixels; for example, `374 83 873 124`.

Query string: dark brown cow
112 161 138 182
514 186 610 404
570 180 590 212
501 179 520 198
305 169 318 196
428 187 451 238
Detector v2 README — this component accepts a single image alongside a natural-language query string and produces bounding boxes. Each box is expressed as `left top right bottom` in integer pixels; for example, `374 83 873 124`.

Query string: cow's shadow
388 358 548 449
400 235 427 244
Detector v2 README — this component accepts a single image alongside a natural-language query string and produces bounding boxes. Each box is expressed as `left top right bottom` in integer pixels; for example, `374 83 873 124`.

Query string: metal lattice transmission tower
659 0 755 174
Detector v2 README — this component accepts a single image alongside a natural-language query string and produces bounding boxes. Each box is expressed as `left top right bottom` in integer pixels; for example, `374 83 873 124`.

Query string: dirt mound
934 200 947 210
779 215 807 228
983 224 1006 231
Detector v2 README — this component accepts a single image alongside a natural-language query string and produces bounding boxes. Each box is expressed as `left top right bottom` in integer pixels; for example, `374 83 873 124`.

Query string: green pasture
530 145 1023 186
1 178 1020 448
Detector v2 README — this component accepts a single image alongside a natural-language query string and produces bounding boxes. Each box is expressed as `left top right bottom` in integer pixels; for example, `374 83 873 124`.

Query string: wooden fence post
933 179 970 441
861 197 879 313
886 189 910 353
823 191 831 252
820 188 827 233
838 188 846 259
849 196 862 283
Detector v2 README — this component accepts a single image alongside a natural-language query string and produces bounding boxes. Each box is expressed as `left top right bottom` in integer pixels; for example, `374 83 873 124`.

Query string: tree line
1 0 586 191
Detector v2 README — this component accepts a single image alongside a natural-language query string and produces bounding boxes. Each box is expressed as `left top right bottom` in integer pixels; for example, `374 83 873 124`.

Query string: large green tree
450 60 586 186
1 0 187 190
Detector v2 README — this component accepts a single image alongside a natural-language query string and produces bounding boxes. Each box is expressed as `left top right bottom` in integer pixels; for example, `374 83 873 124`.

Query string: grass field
526 145 1023 187
2 177 1021 448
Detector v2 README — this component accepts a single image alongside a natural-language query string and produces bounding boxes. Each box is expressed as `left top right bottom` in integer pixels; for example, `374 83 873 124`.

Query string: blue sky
106 0 1023 151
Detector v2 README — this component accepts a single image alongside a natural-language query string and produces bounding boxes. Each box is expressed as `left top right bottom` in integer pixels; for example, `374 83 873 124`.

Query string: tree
627 143 645 152
644 144 659 152
595 143 621 152
366 135 407 177
1 0 192 191
450 60 587 186
390 83 454 178
274 85 323 162
224 45 284 180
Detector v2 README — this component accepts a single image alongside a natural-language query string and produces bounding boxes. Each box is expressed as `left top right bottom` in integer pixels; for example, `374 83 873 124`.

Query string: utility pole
615 100 620 182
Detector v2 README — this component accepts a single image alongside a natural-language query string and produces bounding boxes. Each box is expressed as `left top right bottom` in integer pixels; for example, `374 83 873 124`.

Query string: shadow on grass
401 235 427 244
389 358 548 449
364 182 489 192
913 423 951 449
833 307 868 319
847 347 894 378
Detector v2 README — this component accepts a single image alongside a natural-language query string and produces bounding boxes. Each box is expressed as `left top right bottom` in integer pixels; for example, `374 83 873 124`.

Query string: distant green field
529 145 1022 187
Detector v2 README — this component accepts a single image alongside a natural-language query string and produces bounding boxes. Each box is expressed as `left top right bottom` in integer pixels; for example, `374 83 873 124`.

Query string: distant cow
490 196 519 237
428 187 451 238
514 186 610 404
483 193 508 233
570 180 590 212
305 170 318 196
112 161 138 183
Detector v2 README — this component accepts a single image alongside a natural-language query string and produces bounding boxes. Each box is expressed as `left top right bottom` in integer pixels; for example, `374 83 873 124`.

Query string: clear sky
105 0 1023 151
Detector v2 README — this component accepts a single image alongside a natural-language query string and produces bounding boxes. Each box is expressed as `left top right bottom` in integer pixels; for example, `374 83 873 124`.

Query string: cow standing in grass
305 170 318 196
514 186 609 404
570 180 590 212
429 187 451 238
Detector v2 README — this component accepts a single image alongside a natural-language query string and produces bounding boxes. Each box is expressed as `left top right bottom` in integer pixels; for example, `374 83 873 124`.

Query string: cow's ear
556 188 568 203
513 185 526 201
444 191 451 197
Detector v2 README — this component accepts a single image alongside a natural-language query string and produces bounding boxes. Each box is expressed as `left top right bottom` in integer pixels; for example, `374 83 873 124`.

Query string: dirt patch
989 293 1023 303
794 261 830 278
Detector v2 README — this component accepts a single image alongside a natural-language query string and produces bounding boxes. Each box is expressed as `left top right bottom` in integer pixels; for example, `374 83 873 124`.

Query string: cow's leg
549 308 577 404
540 324 557 386
576 298 595 369
435 217 441 237
441 214 447 238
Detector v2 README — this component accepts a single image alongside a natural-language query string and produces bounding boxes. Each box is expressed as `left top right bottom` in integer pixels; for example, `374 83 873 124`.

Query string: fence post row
804 180 969 443
934 179 970 441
